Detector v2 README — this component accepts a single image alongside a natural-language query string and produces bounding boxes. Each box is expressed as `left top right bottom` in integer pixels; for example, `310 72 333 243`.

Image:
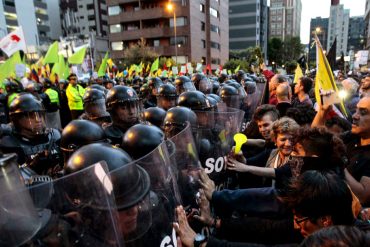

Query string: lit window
210 7 219 18
111 41 123 51
110 24 121 33
108 6 121 16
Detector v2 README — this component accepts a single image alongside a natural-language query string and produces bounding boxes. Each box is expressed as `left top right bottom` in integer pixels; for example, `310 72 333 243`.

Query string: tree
267 38 284 65
228 46 264 73
121 39 158 66
223 59 249 72
282 36 304 62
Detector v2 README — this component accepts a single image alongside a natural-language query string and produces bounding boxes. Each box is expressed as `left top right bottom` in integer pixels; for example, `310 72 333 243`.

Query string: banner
0 26 27 57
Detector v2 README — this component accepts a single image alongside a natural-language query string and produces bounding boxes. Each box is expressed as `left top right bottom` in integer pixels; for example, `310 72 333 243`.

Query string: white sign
172 66 178 75
15 64 26 78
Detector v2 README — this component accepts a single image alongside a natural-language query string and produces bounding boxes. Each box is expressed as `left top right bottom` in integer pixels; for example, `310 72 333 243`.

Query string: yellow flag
293 63 303 84
107 58 114 69
314 34 347 117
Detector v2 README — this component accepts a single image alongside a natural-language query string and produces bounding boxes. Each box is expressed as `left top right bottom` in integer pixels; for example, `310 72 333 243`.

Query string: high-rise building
107 0 229 68
348 16 365 53
59 0 108 38
308 17 329 63
229 0 268 59
0 0 61 47
364 0 370 63
269 0 302 41
327 1 350 56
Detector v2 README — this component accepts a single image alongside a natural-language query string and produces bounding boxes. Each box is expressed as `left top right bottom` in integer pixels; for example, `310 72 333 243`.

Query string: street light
166 2 177 65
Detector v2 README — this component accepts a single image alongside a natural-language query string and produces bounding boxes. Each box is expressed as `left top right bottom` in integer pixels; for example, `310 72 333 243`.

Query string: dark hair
253 104 279 122
300 225 370 247
286 105 316 126
276 74 288 83
325 116 352 132
294 126 346 167
299 77 313 94
278 170 354 226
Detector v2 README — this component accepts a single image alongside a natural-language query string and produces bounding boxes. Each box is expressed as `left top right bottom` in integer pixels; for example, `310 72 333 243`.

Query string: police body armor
0 128 62 177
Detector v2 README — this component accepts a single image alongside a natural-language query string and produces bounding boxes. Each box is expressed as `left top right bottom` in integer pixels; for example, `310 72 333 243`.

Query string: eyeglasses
294 216 309 225
69 78 77 81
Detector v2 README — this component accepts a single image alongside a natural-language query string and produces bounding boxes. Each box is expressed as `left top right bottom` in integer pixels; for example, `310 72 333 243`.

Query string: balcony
109 25 189 41
108 6 188 24
111 44 189 59
108 0 139 5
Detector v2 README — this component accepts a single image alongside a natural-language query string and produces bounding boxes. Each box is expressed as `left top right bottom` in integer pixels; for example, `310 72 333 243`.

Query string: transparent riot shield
0 153 42 247
25 162 124 246
169 122 202 210
106 141 181 247
194 107 245 190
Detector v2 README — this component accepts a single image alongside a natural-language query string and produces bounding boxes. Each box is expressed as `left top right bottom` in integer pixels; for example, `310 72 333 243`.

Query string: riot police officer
157 84 177 110
219 85 242 109
60 119 107 164
147 77 164 107
191 73 212 94
0 93 62 176
104 85 142 145
174 76 196 95
143 106 167 128
163 106 198 138
80 88 111 126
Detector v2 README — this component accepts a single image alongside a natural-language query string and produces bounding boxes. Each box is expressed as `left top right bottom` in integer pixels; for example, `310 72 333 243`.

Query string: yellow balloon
233 133 248 154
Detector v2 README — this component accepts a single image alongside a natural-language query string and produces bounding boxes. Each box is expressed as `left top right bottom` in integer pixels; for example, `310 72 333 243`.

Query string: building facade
327 1 350 56
0 0 61 47
107 0 229 68
269 0 301 41
348 16 365 53
308 17 328 63
229 0 268 59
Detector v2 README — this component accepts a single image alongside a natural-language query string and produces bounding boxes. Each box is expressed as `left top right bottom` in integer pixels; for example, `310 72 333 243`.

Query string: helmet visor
14 111 47 137
84 98 110 119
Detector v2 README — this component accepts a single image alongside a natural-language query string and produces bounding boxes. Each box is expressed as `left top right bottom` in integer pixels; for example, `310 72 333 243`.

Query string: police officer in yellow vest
43 78 62 129
66 74 85 120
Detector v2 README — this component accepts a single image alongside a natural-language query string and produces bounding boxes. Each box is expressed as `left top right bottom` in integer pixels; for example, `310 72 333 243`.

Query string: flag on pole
293 63 303 84
43 41 59 64
314 33 347 117
150 58 159 74
68 46 87 64
98 52 109 77
0 26 27 57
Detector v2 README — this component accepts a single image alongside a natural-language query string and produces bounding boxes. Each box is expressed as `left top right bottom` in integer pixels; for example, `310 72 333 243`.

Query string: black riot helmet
83 89 110 122
65 142 151 211
163 106 197 138
218 73 229 83
219 85 241 108
83 88 106 104
178 91 213 111
235 70 246 83
191 73 212 94
43 78 53 89
9 93 47 138
61 120 107 163
87 84 108 95
122 124 164 159
175 76 196 95
139 83 150 99
244 79 257 94
5 80 22 93
157 84 178 110
148 77 163 96
143 107 167 128
212 81 220 94
106 85 140 110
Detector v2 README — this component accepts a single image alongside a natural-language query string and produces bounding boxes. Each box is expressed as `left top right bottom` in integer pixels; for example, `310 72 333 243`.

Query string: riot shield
194 107 245 190
169 122 202 209
0 153 42 247
106 141 181 247
19 161 124 246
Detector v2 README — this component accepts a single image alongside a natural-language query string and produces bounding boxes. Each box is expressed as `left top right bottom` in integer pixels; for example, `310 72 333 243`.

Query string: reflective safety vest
7 93 17 107
66 84 85 110
45 88 59 105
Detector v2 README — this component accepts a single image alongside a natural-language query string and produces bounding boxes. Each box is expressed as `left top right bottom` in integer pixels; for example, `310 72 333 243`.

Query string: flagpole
89 33 94 75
